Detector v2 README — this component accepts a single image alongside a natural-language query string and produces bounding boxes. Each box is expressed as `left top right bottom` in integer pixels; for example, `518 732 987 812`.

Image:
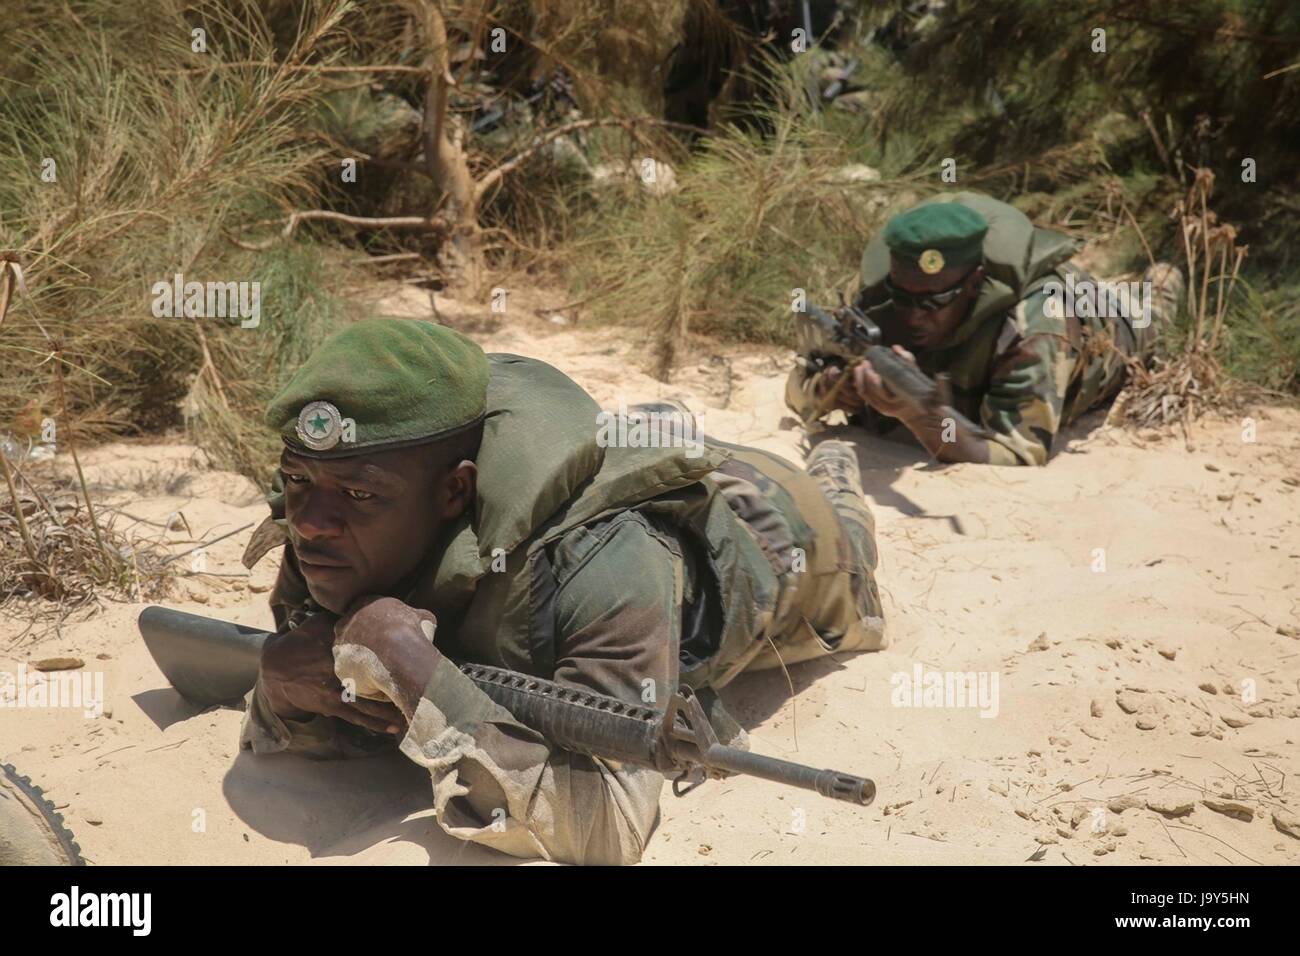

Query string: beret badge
918 249 946 275
295 400 344 451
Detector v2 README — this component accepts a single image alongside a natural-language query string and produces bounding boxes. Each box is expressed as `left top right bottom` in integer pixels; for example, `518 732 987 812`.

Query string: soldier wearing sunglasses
786 193 1182 466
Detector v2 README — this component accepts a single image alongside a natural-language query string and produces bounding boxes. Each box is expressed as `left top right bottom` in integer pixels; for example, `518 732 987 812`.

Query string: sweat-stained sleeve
974 288 1077 467
376 510 682 865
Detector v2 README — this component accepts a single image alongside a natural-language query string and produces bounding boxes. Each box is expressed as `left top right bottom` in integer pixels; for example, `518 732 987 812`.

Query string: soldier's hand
853 346 920 420
335 597 442 721
259 612 405 734
816 365 866 413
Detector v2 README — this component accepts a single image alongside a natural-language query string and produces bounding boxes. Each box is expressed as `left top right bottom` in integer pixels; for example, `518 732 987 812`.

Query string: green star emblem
295 400 343 451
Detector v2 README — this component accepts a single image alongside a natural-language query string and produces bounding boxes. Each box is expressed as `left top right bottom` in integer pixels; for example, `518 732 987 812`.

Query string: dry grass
1112 169 1252 431
0 455 176 631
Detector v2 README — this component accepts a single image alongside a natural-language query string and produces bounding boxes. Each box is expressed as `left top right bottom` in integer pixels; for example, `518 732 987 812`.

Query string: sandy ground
3 286 1299 866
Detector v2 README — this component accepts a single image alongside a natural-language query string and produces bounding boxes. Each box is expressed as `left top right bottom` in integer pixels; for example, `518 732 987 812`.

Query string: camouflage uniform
242 355 884 865
788 193 1182 466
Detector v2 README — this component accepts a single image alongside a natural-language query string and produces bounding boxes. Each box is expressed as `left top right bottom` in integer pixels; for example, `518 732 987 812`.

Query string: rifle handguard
461 664 875 806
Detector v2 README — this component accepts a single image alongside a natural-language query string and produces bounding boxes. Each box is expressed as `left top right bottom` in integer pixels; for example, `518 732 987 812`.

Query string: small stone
1216 493 1233 502
84 812 103 826
1271 810 1300 839
1278 625 1299 640
1027 632 1051 652
1202 799 1254 822
697 844 712 856
1198 682 1219 695
1115 689 1147 714
248 581 272 594
101 705 113 719
1056 827 1073 840
1220 682 1236 695
1049 735 1071 748
1107 795 1142 814
1135 715 1159 730
1104 638 1122 650
95 652 112 661
1157 644 1178 661
1146 798 1195 817
31 657 84 671
1070 806 1098 830
1090 698 1105 718
1014 801 1037 821
1221 714 1251 728
1112 825 1128 837
1204 463 1220 472
988 782 1008 797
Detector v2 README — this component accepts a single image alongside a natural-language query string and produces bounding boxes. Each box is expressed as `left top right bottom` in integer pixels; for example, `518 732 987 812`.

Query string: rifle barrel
703 744 875 805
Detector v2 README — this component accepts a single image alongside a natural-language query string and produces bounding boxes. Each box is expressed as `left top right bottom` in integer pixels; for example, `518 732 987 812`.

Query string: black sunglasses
883 275 967 312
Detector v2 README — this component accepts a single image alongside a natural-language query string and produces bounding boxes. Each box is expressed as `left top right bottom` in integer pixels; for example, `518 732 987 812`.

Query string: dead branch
231 210 445 251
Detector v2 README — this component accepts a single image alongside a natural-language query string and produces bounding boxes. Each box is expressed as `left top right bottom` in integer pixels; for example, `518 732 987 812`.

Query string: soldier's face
885 261 983 350
279 447 475 614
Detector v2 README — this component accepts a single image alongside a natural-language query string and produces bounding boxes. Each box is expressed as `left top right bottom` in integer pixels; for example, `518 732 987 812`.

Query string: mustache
295 544 350 567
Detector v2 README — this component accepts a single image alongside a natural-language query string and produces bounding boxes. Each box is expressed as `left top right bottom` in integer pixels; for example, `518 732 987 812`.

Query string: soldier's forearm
900 407 993 464
784 363 823 422
398 661 662 865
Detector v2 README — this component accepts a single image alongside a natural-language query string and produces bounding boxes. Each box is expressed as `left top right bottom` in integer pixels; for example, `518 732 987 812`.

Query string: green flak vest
406 355 833 690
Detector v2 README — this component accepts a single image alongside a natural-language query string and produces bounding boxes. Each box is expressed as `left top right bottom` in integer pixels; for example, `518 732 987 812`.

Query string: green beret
883 202 989 274
266 319 488 458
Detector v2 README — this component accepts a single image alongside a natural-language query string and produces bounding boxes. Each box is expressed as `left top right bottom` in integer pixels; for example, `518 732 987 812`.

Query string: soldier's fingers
891 345 917 364
855 361 882 395
348 696 405 722
324 700 401 735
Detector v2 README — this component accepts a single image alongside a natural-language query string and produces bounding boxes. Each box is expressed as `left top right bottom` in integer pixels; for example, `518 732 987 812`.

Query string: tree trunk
414 0 484 293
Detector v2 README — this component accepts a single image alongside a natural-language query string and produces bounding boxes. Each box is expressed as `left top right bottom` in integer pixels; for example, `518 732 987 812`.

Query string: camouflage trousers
712 440 887 674
625 403 887 679
1073 262 1181 359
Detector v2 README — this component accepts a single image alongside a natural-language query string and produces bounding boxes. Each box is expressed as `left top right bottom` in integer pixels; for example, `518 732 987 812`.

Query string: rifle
800 301 987 439
138 606 876 807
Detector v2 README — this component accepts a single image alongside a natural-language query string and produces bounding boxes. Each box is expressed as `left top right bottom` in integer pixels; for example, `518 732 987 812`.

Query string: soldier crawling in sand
787 192 1184 465
237 319 888 865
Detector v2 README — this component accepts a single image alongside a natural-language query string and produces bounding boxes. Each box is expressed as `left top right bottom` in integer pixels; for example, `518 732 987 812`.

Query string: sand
3 286 1298 866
